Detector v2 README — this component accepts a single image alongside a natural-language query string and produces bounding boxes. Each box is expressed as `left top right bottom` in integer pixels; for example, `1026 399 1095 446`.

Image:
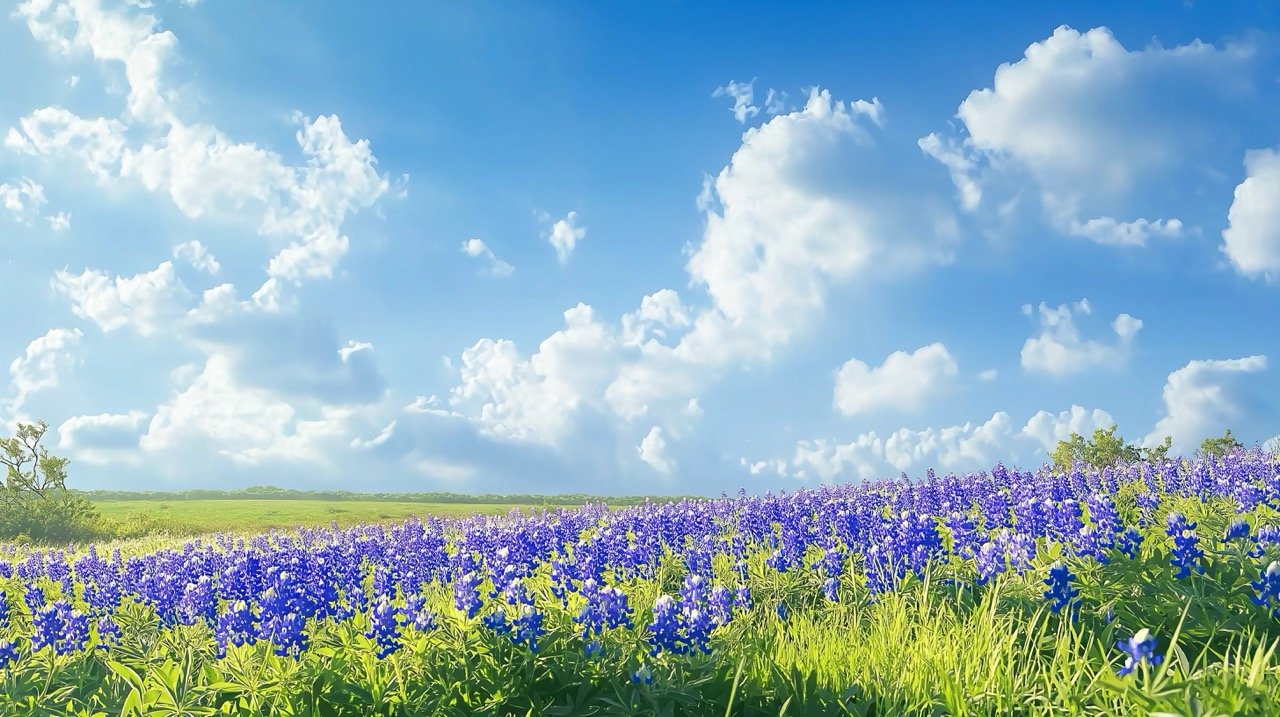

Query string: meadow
91 499 561 536
1 452 1280 715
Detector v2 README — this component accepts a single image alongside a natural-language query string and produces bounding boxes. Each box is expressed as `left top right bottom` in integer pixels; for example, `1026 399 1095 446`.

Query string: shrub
0 420 108 544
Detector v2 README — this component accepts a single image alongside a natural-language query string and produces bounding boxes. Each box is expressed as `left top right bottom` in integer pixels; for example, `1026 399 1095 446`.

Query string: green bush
1 419 110 544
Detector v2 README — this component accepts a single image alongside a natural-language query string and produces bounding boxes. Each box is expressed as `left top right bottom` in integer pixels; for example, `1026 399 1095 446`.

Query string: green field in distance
92 499 562 535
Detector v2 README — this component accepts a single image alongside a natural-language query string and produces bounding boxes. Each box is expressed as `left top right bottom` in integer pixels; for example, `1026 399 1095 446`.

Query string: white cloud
1020 299 1141 376
5 107 127 182
1021 404 1117 451
883 412 1015 473
450 304 621 446
52 261 194 336
763 88 789 116
172 239 220 275
57 410 148 465
833 343 958 416
450 88 956 476
544 211 585 264
18 0 178 122
978 369 998 381
1146 355 1268 453
47 212 71 231
0 177 47 223
712 79 760 123
1222 148 1280 281
461 238 514 278
338 340 373 363
637 426 674 474
138 353 373 466
924 25 1254 245
759 404 1115 482
7 328 83 415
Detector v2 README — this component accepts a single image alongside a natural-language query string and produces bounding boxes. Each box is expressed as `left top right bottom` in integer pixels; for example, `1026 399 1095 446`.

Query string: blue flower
0 641 17 670
1116 628 1162 676
1250 561 1280 618
510 604 545 653
364 595 403 659
647 595 687 656
1224 518 1252 543
1043 561 1080 617
1166 513 1205 580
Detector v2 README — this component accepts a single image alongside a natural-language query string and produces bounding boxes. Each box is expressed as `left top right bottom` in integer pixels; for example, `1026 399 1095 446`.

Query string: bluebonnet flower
1223 519 1252 543
1043 561 1080 617
1135 492 1160 527
1116 527 1143 560
30 601 89 656
510 604 545 653
365 595 402 659
1250 561 1280 618
1086 494 1122 540
404 594 438 632
584 639 603 658
631 664 653 685
776 601 790 622
733 584 753 611
1116 628 1162 676
0 641 16 670
708 585 734 625
23 584 44 612
95 616 122 651
974 540 1006 585
647 595 687 656
1166 513 1205 580
0 590 9 629
945 511 980 559
214 600 257 659
453 571 483 619
482 609 511 635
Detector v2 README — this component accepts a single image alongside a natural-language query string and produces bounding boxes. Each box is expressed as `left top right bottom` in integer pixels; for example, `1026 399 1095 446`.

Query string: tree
1 420 70 507
1199 429 1244 457
1142 435 1173 464
0 420 102 543
1051 424 1143 471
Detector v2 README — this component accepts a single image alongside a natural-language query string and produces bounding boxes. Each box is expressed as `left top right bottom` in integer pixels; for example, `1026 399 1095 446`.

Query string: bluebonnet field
2 452 1280 715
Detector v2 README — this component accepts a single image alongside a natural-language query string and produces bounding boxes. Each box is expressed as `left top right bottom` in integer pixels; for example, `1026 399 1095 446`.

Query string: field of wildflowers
2 452 1280 715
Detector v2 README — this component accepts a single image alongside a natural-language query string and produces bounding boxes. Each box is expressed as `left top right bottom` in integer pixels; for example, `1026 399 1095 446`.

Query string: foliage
1050 424 1144 470
1200 429 1245 458
0 421 106 544
1 452 1280 713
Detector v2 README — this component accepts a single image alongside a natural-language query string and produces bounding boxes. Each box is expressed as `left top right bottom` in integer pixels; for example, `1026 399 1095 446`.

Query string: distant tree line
1050 425 1248 472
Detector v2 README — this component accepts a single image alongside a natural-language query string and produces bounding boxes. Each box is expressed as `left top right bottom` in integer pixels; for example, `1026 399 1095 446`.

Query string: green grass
92 499 563 536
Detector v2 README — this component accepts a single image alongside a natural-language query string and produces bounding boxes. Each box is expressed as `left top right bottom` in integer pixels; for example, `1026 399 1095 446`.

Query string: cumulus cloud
712 79 760 123
172 239 220 275
1146 356 1268 454
1020 299 1141 376
57 411 148 465
543 211 585 264
637 426 674 474
52 261 195 336
1021 404 1117 451
1222 148 1280 281
923 25 1254 245
834 343 959 416
0 177 47 223
450 88 957 477
758 404 1115 483
6 328 83 415
461 238 514 278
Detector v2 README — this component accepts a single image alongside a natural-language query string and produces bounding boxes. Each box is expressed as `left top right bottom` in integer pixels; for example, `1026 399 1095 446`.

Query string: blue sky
1 0 1278 494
